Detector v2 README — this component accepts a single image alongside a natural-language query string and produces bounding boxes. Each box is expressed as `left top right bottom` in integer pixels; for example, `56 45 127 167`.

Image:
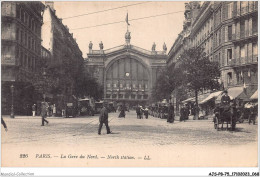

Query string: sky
53 1 185 58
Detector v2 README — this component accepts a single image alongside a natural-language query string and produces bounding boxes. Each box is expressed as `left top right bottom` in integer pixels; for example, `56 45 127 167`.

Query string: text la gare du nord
20 153 151 160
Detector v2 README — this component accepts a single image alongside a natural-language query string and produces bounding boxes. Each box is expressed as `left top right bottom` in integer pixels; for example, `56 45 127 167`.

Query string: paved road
1 111 258 167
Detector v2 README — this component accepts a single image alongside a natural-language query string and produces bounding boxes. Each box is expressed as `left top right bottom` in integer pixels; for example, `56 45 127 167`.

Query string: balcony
228 59 236 66
253 55 258 63
232 33 257 44
233 5 257 20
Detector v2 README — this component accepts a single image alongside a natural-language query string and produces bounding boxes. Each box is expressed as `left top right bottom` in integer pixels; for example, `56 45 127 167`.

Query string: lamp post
43 68 47 102
10 84 15 118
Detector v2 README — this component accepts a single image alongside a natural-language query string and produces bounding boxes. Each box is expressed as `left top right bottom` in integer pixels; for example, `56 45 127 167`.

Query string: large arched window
105 57 149 100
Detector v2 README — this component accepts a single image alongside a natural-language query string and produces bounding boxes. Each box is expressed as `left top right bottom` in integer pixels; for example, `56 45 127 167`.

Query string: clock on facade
125 72 130 77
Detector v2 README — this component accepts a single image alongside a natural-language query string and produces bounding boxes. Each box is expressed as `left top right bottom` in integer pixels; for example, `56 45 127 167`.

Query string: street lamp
10 84 15 118
43 68 47 102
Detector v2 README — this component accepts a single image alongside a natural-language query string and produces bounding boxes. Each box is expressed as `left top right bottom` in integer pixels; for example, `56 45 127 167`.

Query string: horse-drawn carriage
213 104 237 131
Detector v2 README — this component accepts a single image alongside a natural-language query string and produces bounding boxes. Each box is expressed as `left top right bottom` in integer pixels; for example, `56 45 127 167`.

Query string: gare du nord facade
85 31 167 107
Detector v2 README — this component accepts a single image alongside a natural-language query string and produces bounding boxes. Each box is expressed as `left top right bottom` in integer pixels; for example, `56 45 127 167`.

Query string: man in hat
41 102 49 126
220 90 232 116
221 90 231 106
98 102 111 135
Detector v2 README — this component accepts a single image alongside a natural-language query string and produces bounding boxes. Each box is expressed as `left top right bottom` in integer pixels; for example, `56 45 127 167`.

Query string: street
1 111 258 167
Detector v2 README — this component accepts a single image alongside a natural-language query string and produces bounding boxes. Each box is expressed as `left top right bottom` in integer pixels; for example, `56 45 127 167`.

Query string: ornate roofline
87 44 167 58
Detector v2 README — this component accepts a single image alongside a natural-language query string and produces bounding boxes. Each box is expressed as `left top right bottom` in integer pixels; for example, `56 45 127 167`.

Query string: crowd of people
2 90 257 135
135 105 149 119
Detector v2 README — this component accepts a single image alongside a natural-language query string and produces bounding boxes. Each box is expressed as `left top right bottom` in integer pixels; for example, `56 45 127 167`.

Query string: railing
228 59 236 66
90 50 103 54
240 57 245 64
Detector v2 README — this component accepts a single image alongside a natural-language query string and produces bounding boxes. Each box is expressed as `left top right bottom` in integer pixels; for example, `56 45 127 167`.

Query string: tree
179 47 220 119
151 63 184 102
74 64 104 100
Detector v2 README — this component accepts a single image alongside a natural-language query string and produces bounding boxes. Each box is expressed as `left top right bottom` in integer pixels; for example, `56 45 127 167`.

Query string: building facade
168 1 258 114
1 1 45 115
85 31 167 106
42 2 84 114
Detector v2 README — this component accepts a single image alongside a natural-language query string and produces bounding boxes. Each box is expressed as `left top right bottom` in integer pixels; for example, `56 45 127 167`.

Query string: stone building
168 1 258 113
85 30 167 106
1 1 45 115
41 2 84 114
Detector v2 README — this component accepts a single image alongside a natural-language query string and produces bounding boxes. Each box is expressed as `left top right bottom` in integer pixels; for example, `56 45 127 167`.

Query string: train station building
84 30 167 106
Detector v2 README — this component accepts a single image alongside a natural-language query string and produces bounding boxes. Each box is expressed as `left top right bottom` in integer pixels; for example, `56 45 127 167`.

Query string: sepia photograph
1 0 259 176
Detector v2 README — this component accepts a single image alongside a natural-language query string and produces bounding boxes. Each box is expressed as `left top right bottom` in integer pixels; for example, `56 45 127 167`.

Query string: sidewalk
2 115 64 119
2 115 98 119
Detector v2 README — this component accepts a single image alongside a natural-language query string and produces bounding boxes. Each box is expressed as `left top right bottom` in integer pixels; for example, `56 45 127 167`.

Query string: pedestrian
48 104 52 117
62 108 66 117
167 103 174 123
140 106 144 119
180 105 185 122
144 107 149 119
53 104 56 117
98 102 111 135
1 116 8 131
118 105 126 118
41 102 49 126
136 105 141 118
32 104 36 117
184 104 189 121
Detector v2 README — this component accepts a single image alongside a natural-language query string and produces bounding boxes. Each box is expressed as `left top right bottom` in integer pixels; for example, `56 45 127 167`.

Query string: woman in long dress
118 105 126 118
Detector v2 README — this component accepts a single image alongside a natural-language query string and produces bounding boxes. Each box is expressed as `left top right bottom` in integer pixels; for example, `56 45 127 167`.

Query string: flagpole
127 11 129 32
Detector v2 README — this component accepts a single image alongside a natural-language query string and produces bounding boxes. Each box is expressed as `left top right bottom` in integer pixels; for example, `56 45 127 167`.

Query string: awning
250 90 258 100
182 93 210 104
78 98 90 101
199 91 222 104
216 87 244 103
182 97 195 103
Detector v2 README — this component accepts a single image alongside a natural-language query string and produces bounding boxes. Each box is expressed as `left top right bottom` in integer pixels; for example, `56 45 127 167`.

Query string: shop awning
250 90 258 100
78 98 90 101
182 97 195 103
199 91 222 104
182 93 210 104
216 87 244 103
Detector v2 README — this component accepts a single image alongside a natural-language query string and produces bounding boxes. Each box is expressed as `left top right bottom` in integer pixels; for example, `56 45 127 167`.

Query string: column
236 22 240 39
248 17 253 36
232 46 235 61
245 19 248 37
232 23 236 40
237 1 240 16
236 45 240 65
245 43 248 64
248 43 252 63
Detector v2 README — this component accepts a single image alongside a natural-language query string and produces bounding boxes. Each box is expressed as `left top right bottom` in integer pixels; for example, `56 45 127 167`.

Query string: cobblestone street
1 111 258 167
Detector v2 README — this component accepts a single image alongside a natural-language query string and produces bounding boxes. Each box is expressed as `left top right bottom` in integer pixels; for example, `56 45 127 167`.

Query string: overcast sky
53 1 185 58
